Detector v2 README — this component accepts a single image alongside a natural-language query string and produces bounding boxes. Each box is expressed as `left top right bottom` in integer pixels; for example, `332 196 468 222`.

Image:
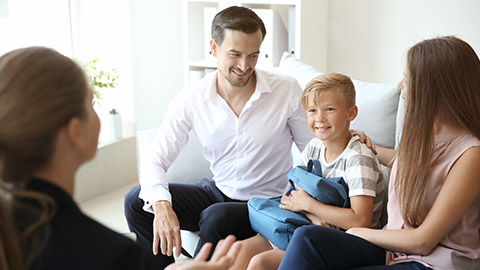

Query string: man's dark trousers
124 179 256 269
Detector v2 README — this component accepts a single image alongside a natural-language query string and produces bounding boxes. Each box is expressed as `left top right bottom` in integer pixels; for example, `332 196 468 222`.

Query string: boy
231 73 385 270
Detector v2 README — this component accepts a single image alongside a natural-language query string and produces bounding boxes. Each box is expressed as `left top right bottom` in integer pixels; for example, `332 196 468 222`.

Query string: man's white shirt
139 69 313 212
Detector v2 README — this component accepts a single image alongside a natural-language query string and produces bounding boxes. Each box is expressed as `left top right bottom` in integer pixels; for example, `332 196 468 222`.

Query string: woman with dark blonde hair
0 46 154 270
278 36 480 270
0 46 242 270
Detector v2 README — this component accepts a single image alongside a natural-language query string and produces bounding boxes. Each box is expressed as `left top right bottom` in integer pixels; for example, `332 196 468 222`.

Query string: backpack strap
307 159 323 176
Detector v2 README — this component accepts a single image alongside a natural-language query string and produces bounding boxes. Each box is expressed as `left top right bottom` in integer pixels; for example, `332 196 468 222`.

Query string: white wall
130 0 184 131
129 0 480 130
327 0 480 84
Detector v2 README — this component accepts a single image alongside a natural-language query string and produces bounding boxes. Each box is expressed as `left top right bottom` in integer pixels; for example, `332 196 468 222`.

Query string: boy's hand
351 129 377 155
304 213 339 229
279 185 312 212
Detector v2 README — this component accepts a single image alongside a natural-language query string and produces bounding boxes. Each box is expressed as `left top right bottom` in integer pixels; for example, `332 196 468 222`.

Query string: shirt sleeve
344 154 380 198
138 90 193 212
301 138 322 165
287 79 314 152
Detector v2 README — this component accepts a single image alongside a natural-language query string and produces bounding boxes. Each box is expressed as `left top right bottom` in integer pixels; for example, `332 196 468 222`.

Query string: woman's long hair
0 196 22 270
395 36 480 228
0 47 88 269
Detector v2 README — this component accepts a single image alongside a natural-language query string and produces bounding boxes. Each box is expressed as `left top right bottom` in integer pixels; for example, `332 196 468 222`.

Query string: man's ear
210 39 218 57
348 105 358 121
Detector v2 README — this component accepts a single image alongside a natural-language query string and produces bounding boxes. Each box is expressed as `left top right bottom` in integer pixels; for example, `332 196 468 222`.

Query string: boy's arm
280 151 380 229
280 187 374 229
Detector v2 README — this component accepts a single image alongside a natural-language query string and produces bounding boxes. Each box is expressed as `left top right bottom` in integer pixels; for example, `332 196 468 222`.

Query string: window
1 0 134 139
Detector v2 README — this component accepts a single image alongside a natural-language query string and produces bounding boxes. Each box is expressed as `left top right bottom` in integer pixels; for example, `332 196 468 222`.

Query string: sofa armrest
136 129 213 185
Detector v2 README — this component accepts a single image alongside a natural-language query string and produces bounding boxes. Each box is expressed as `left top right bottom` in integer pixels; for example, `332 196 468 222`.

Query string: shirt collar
204 69 272 102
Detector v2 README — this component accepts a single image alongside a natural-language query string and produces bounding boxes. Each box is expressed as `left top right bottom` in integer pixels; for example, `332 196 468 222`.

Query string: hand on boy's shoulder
351 130 377 154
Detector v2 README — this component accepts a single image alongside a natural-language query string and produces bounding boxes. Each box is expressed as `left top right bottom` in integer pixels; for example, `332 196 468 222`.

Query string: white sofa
136 52 404 255
143 51 404 181
77 51 403 258
76 51 403 260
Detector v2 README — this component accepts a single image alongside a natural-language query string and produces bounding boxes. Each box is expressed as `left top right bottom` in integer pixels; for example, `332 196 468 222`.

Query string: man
124 6 313 269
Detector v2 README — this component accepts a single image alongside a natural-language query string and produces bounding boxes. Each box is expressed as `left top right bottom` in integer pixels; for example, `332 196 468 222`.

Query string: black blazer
26 178 153 270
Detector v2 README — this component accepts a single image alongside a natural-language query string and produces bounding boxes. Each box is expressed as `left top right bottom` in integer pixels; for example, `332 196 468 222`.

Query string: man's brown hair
211 6 266 45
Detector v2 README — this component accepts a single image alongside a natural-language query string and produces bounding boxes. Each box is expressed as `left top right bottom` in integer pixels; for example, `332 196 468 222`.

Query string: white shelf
189 59 217 69
187 0 297 4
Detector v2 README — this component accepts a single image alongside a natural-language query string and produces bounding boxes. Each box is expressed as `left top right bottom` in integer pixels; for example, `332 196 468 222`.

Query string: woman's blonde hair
301 72 356 109
396 36 480 228
0 47 89 269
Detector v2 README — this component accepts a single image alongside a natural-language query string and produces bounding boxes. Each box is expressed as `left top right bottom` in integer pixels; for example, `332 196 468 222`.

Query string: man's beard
219 67 253 87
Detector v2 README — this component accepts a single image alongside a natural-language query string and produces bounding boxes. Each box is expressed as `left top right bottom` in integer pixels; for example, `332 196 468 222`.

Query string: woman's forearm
376 146 395 167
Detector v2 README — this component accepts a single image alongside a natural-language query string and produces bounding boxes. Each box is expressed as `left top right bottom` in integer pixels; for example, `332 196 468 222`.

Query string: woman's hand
351 129 377 154
351 129 396 166
165 235 242 270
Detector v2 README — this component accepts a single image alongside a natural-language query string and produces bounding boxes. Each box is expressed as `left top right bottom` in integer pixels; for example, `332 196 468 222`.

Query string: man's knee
198 203 230 229
198 202 254 240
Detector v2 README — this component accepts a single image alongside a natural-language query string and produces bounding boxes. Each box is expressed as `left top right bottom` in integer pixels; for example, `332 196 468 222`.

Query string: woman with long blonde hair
278 36 480 270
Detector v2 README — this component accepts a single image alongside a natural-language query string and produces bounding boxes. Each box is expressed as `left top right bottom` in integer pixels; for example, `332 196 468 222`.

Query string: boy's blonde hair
301 73 356 109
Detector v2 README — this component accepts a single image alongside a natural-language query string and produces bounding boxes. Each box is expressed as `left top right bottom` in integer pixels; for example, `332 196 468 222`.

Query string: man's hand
165 235 242 270
152 201 182 257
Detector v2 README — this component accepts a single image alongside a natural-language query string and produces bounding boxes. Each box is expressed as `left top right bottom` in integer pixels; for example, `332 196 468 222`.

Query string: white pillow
278 52 400 149
278 52 322 89
350 79 400 149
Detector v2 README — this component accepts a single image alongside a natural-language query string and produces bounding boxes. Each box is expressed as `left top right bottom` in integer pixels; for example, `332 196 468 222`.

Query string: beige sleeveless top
385 132 480 270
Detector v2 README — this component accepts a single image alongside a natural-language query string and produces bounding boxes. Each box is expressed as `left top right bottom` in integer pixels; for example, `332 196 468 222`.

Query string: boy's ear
210 39 218 57
348 105 358 121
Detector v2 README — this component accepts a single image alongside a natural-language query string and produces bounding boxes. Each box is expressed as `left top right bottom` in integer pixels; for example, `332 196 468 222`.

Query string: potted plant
106 108 123 140
77 58 122 141
77 59 119 106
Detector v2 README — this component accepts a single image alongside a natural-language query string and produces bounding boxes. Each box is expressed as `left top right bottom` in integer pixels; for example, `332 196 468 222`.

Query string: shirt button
239 131 243 135
238 154 244 159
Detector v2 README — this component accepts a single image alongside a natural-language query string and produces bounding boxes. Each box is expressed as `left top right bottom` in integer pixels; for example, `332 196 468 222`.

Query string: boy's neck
323 131 353 163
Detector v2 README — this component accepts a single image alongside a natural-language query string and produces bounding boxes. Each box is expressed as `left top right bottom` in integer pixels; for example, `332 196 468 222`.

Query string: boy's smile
307 90 357 145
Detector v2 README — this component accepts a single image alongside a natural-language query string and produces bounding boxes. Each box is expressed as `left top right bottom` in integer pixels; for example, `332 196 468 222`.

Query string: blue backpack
247 159 350 250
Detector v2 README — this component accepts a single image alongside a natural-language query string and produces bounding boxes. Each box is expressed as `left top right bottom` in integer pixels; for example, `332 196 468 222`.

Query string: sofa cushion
350 79 400 149
278 52 400 149
136 129 213 184
395 96 405 148
278 52 322 89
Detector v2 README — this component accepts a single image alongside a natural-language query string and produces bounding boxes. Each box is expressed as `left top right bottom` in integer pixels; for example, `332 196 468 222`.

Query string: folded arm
348 146 480 255
280 185 374 230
